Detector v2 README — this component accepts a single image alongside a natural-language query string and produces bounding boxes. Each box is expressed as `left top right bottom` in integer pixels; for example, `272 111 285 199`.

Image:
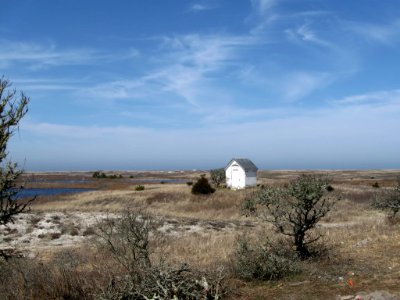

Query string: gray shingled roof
225 158 258 172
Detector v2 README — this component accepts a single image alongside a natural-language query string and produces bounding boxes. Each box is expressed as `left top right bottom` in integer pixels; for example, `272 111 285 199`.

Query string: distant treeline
92 171 124 179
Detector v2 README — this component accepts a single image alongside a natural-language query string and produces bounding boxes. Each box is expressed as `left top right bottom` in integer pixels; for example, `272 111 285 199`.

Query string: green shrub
135 185 145 191
372 181 380 188
233 235 300 281
191 175 215 195
210 168 226 187
186 181 193 186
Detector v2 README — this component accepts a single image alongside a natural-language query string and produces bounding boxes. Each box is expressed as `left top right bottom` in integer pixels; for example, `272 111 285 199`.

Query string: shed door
231 165 240 188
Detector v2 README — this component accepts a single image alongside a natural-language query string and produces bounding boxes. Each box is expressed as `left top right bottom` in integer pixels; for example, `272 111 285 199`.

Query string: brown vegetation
1 170 400 299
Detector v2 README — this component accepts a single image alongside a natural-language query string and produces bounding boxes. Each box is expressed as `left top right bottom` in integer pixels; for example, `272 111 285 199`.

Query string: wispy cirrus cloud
251 0 277 15
0 40 139 70
12 78 83 92
347 19 400 45
281 71 334 102
285 23 334 48
332 89 400 106
84 33 258 107
188 3 216 12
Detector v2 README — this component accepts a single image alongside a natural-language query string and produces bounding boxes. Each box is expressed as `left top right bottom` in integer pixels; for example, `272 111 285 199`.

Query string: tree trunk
294 231 310 259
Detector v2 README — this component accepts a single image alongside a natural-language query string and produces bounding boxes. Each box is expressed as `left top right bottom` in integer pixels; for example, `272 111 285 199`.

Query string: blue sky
2 0 400 170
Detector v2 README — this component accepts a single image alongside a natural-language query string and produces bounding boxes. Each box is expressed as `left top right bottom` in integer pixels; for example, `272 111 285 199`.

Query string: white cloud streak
333 89 400 106
0 40 139 69
251 0 277 15
84 33 258 108
281 72 333 102
188 3 216 12
347 19 400 45
285 23 334 48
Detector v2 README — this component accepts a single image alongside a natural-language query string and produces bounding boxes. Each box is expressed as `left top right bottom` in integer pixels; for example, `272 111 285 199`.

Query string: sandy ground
0 211 258 256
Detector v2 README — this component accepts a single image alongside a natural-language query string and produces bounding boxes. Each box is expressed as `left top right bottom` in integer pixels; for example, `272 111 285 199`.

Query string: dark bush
186 181 193 186
326 185 334 192
82 227 96 236
372 181 380 188
191 175 215 195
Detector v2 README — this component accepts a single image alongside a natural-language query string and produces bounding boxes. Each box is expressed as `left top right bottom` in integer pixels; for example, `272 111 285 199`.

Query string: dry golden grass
33 184 254 221
26 170 400 299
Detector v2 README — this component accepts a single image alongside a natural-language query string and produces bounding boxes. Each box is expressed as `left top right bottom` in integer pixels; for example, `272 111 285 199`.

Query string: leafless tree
96 209 227 299
96 209 152 281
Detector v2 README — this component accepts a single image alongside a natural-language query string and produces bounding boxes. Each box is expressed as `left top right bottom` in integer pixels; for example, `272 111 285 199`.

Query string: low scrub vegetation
0 209 227 299
233 235 300 281
2 171 400 299
95 209 226 299
372 178 400 220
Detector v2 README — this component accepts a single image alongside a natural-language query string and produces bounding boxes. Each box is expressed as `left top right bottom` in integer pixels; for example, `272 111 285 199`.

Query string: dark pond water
30 179 88 183
15 188 95 199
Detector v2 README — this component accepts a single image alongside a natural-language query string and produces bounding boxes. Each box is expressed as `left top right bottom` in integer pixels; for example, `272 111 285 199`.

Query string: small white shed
225 158 258 189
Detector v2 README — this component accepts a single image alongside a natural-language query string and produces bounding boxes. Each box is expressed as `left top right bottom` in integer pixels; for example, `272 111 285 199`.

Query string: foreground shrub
97 209 226 299
191 175 215 195
242 175 339 259
100 263 226 300
233 235 300 281
97 209 152 276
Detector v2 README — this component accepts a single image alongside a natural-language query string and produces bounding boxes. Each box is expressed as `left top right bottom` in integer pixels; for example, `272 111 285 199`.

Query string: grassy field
2 170 400 299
